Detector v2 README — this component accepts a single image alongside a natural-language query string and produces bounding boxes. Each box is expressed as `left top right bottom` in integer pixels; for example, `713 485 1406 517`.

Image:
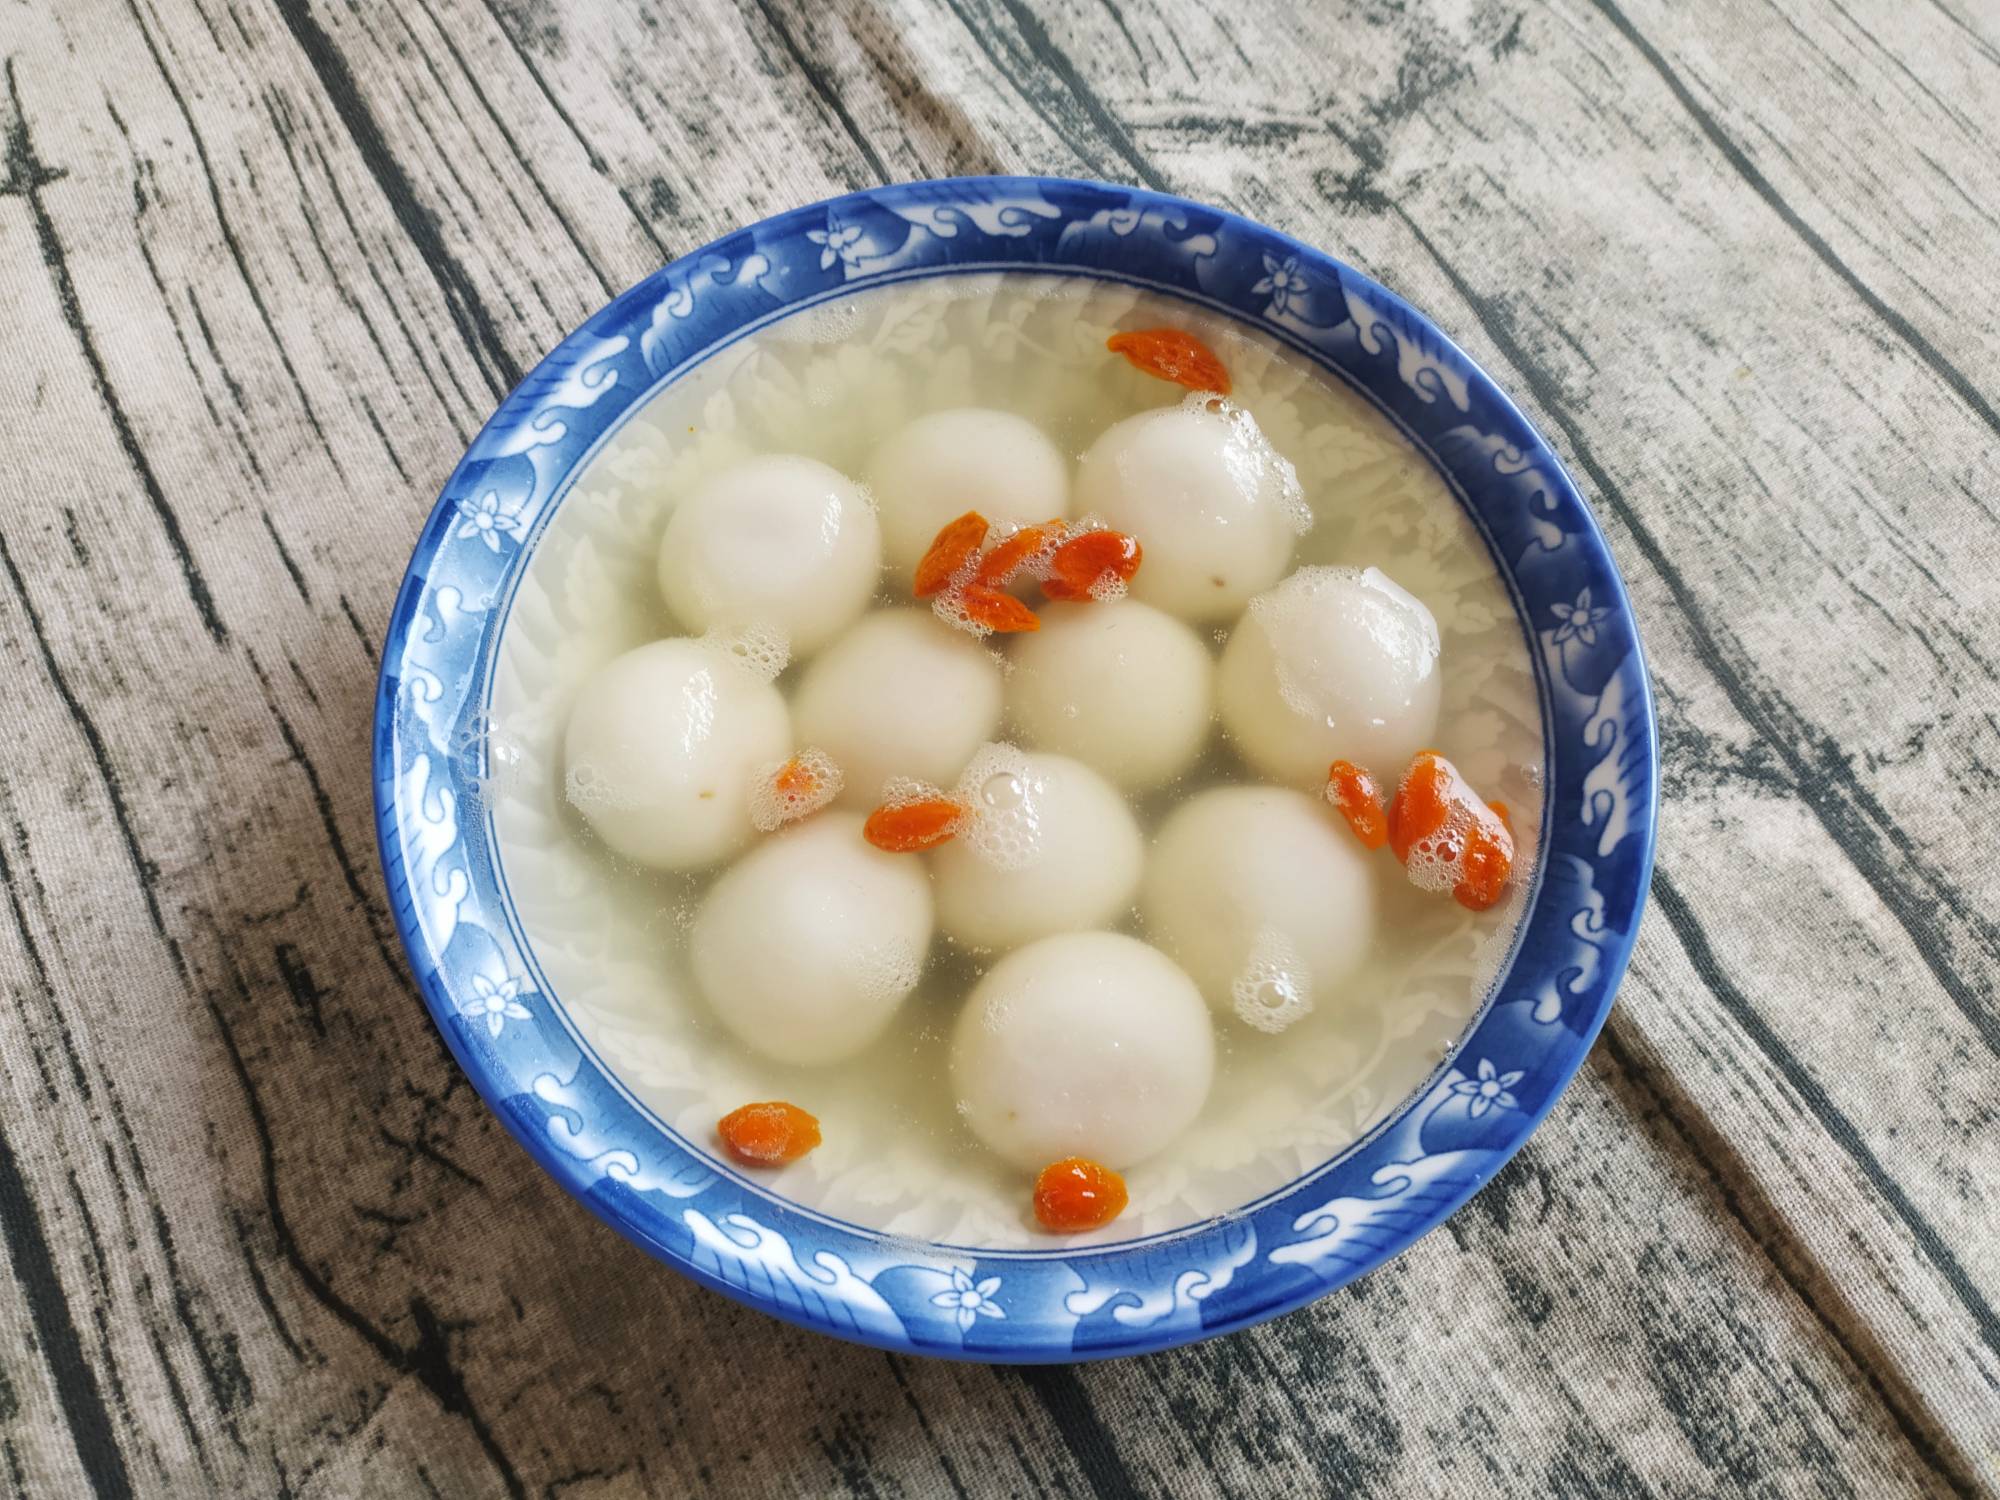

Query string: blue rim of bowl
373 176 1657 1363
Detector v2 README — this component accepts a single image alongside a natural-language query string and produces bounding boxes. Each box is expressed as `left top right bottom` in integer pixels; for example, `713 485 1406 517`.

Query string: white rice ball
657 455 881 655
1072 401 1305 622
1217 565 1442 788
690 812 932 1067
931 749 1141 952
563 639 790 870
1140 786 1378 1025
1006 600 1214 790
794 609 1003 802
865 409 1069 577
950 931 1214 1170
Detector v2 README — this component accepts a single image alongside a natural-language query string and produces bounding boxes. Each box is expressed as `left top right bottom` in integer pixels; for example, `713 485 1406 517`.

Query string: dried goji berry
1387 751 1515 910
717 1101 821 1166
1325 759 1388 850
958 585 1041 633
1106 328 1231 395
1386 750 1454 865
863 796 967 852
751 749 843 832
1041 529 1142 601
1455 821 1513 912
914 510 990 598
1032 1157 1128 1233
773 756 823 798
974 522 1063 587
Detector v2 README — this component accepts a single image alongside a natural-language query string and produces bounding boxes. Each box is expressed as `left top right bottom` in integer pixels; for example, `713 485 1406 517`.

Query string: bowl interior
376 177 1656 1360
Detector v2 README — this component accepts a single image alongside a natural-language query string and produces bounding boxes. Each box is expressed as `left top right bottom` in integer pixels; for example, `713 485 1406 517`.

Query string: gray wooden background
2 0 1997 1494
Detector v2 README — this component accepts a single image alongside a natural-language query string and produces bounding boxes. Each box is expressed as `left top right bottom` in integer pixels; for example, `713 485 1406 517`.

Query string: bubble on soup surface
953 742 1042 873
1177 390 1312 537
1140 785 1377 1017
1230 927 1314 1035
878 773 949 810
846 937 924 1007
563 760 636 812
748 747 843 832
703 620 791 683
767 301 861 345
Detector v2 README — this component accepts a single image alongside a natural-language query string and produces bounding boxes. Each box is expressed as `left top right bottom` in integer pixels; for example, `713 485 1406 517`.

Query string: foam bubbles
953 742 1041 872
1394 757 1512 898
1230 927 1314 1035
764 301 862 345
846 937 923 1007
703 621 791 683
454 710 531 810
930 579 996 640
749 747 844 832
564 759 639 812
879 773 950 810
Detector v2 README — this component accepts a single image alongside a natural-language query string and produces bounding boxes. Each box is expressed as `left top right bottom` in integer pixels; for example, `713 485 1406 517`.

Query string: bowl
374 176 1657 1361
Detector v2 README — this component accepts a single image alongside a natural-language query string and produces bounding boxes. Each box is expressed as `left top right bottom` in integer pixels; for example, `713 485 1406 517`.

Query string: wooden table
3 1 1996 1494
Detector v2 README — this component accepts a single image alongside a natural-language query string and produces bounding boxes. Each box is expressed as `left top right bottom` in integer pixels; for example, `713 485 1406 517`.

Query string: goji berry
914 510 989 598
1032 1157 1128 1232
1325 759 1389 849
718 1101 821 1166
1041 529 1142 601
1106 328 1231 395
863 797 967 852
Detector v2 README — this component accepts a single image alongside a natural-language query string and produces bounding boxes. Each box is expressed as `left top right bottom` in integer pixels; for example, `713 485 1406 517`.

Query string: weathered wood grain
1 0 1996 1494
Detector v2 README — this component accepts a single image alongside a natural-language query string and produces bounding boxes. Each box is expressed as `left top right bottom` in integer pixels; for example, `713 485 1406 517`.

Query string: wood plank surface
1 0 1995 1494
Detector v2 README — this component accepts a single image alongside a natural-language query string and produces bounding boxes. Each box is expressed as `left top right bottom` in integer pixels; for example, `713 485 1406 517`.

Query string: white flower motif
1550 587 1612 647
454 490 527 553
930 1267 1005 1332
1251 252 1310 316
1450 1057 1525 1119
461 972 531 1038
806 214 866 271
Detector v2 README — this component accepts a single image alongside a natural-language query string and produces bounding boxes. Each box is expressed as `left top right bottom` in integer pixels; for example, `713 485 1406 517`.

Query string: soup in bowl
374 177 1656 1361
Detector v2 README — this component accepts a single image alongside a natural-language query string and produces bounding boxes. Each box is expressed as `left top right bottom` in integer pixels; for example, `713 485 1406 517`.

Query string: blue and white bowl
374 177 1657 1362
